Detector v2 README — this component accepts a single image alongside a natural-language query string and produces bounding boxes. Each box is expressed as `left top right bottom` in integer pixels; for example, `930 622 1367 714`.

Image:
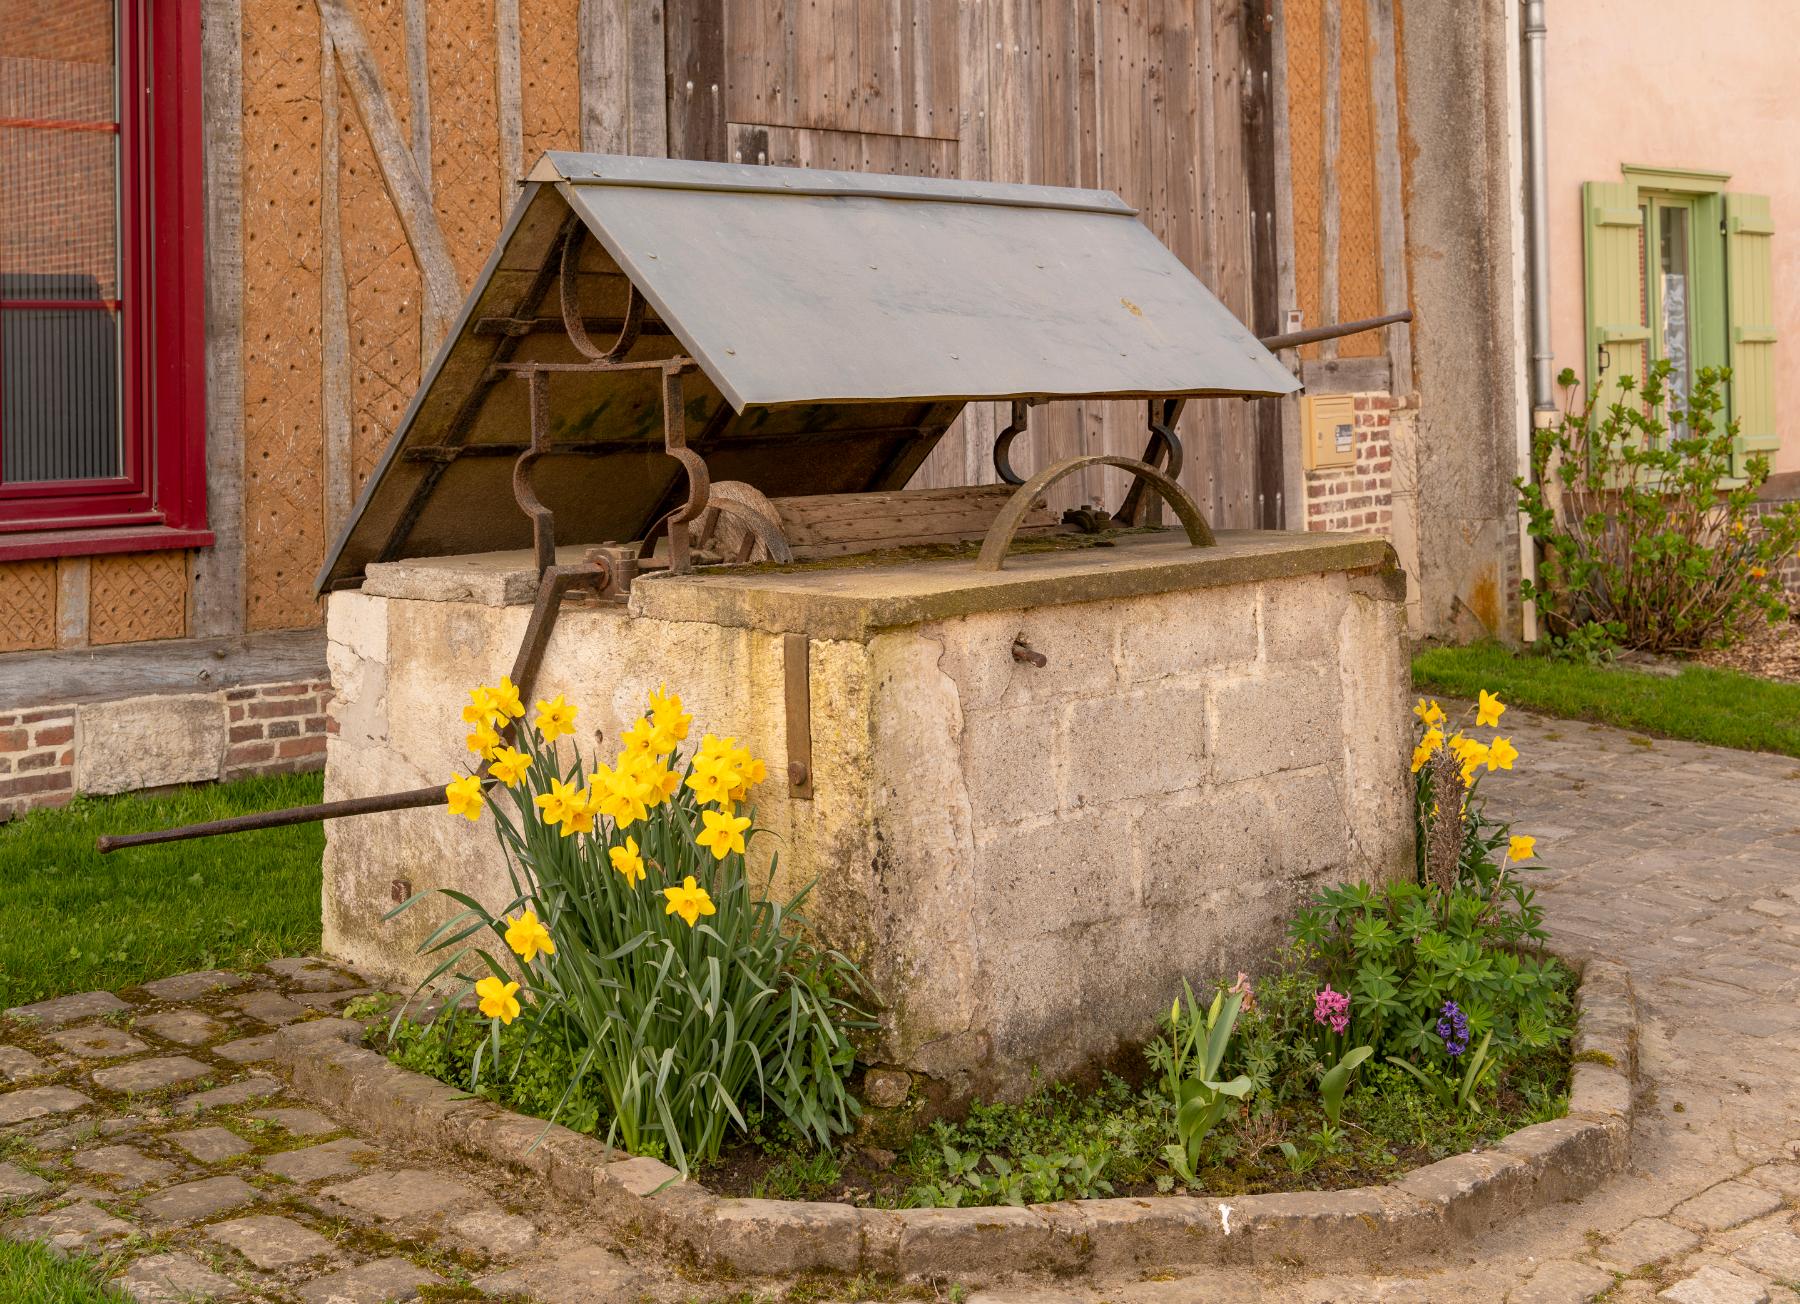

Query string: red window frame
0 0 210 561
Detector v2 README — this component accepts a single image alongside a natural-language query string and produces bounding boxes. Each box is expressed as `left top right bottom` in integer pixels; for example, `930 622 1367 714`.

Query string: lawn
0 773 324 1010
1412 641 1800 758
0 1240 127 1302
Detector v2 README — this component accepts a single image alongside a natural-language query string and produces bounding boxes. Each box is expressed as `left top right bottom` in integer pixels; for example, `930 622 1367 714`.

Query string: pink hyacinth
1313 985 1350 1036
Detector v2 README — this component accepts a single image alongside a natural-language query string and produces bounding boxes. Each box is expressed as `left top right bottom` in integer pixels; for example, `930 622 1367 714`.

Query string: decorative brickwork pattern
518 0 580 163
1304 392 1394 534
242 0 325 632
0 680 331 820
88 551 188 646
0 560 57 652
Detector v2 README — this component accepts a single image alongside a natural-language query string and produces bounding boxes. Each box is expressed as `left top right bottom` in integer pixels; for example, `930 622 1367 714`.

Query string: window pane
0 0 122 486
1658 205 1691 423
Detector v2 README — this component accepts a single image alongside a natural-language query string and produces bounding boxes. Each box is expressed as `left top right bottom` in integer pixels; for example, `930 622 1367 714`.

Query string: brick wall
0 678 332 820
1303 392 1394 535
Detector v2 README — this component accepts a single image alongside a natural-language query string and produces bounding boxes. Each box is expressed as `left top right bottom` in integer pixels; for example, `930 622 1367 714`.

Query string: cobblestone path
3 707 1798 1302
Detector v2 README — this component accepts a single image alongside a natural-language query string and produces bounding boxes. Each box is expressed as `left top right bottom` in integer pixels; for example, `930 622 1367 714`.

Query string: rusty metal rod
95 785 444 853
1258 309 1412 353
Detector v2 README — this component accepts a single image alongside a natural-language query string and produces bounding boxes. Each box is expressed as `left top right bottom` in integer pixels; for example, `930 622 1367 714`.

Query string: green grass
0 1240 128 1302
1412 641 1800 758
0 773 324 1009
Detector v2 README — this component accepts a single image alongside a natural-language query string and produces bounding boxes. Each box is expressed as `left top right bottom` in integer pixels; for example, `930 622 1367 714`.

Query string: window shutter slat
1724 192 1779 473
1582 180 1647 416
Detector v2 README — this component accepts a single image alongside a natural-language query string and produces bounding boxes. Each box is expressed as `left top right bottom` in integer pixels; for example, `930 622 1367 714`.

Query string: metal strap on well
974 454 1215 572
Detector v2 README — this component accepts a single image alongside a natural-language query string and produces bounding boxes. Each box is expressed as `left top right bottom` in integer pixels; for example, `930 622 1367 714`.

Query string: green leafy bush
1517 362 1800 657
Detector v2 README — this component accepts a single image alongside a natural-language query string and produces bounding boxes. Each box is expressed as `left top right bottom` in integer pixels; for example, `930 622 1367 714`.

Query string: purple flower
1313 986 1350 1036
1436 1001 1469 1057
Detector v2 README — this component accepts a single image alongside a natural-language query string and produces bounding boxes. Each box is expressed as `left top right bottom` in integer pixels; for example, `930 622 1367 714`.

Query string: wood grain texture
404 0 431 189
1318 0 1339 360
667 0 727 159
496 0 524 214
321 31 353 538
318 0 462 356
194 0 247 635
1367 0 1412 393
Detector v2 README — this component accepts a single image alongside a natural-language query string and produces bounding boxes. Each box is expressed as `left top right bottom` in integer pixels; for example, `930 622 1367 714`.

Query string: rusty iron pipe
1258 309 1412 353
95 784 445 854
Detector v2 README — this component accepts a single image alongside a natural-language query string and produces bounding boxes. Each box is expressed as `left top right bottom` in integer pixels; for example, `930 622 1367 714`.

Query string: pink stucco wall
1545 0 1798 472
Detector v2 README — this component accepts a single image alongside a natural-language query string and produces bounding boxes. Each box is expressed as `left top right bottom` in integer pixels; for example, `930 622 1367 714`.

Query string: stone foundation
323 530 1413 1100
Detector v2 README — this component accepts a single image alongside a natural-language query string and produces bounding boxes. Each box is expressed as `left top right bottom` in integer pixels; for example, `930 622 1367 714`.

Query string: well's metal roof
316 154 1296 593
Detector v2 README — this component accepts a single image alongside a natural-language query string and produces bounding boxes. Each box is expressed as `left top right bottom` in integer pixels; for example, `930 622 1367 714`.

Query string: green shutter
1724 192 1778 472
1582 181 1648 415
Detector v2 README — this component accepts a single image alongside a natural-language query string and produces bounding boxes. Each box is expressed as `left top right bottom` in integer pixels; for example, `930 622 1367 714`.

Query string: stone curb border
270 958 1637 1285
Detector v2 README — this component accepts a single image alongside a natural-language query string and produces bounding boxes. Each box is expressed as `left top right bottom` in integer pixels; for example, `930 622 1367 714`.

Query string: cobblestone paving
3 708 1798 1302
0 958 651 1302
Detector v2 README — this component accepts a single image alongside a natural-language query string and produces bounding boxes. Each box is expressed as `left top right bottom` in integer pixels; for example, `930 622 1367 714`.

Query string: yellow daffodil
649 685 691 750
1476 689 1506 728
1409 742 1433 774
461 685 499 727
695 807 751 861
591 759 653 829
534 694 577 742
488 676 526 720
609 835 646 886
559 791 597 837
684 755 738 808
1412 698 1445 727
620 717 659 759
1507 834 1537 862
487 746 530 788
504 909 556 964
466 718 502 760
533 776 581 827
1458 742 1489 787
445 774 484 821
1486 736 1519 771
662 875 717 927
475 975 521 1024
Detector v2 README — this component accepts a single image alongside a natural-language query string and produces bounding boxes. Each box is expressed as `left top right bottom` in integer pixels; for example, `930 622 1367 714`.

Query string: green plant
1318 1045 1372 1128
1149 983 1254 1186
1387 1030 1498 1115
1517 362 1800 656
390 681 867 1173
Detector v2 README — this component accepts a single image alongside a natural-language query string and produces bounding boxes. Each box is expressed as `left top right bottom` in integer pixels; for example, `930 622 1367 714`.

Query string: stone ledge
269 957 1637 1286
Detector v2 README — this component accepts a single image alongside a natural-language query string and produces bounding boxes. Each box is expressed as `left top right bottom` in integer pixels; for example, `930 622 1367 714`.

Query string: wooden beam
1319 0 1341 362
578 0 624 152
627 0 667 155
1269 0 1305 528
404 0 430 189
495 0 523 219
1368 0 1413 396
316 0 462 358
193 0 246 636
1244 0 1284 529
321 31 353 537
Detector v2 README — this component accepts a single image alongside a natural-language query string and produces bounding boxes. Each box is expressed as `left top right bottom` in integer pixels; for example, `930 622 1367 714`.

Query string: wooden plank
495 0 523 216
194 0 247 637
958 0 991 181
626 0 667 154
1319 0 1341 360
316 0 463 363
772 486 1056 556
1269 0 1304 527
321 32 353 536
667 0 726 159
1244 0 1285 527
579 0 626 151
1367 0 1413 395
1302 354 1391 393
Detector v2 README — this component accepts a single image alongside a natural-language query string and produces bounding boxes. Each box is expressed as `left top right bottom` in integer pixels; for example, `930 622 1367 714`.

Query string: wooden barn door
675 0 1282 528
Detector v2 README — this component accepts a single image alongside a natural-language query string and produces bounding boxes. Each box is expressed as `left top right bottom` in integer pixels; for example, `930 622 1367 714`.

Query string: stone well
322 528 1412 1102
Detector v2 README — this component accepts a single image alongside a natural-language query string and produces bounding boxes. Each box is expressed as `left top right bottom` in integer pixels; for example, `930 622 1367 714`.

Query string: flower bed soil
269 957 1638 1285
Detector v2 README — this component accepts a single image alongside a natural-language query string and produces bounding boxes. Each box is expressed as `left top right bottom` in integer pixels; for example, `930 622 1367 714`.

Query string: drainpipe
1523 0 1553 412
1518 0 1550 643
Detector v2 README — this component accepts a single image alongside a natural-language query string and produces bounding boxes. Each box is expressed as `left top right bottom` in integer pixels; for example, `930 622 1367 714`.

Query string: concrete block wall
0 679 331 820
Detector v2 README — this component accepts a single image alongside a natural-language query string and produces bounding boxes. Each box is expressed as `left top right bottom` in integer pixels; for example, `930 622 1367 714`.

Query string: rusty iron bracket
976 454 1215 571
659 361 711 575
991 399 1032 485
784 632 813 800
1115 397 1186 528
559 221 643 363
96 559 608 854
